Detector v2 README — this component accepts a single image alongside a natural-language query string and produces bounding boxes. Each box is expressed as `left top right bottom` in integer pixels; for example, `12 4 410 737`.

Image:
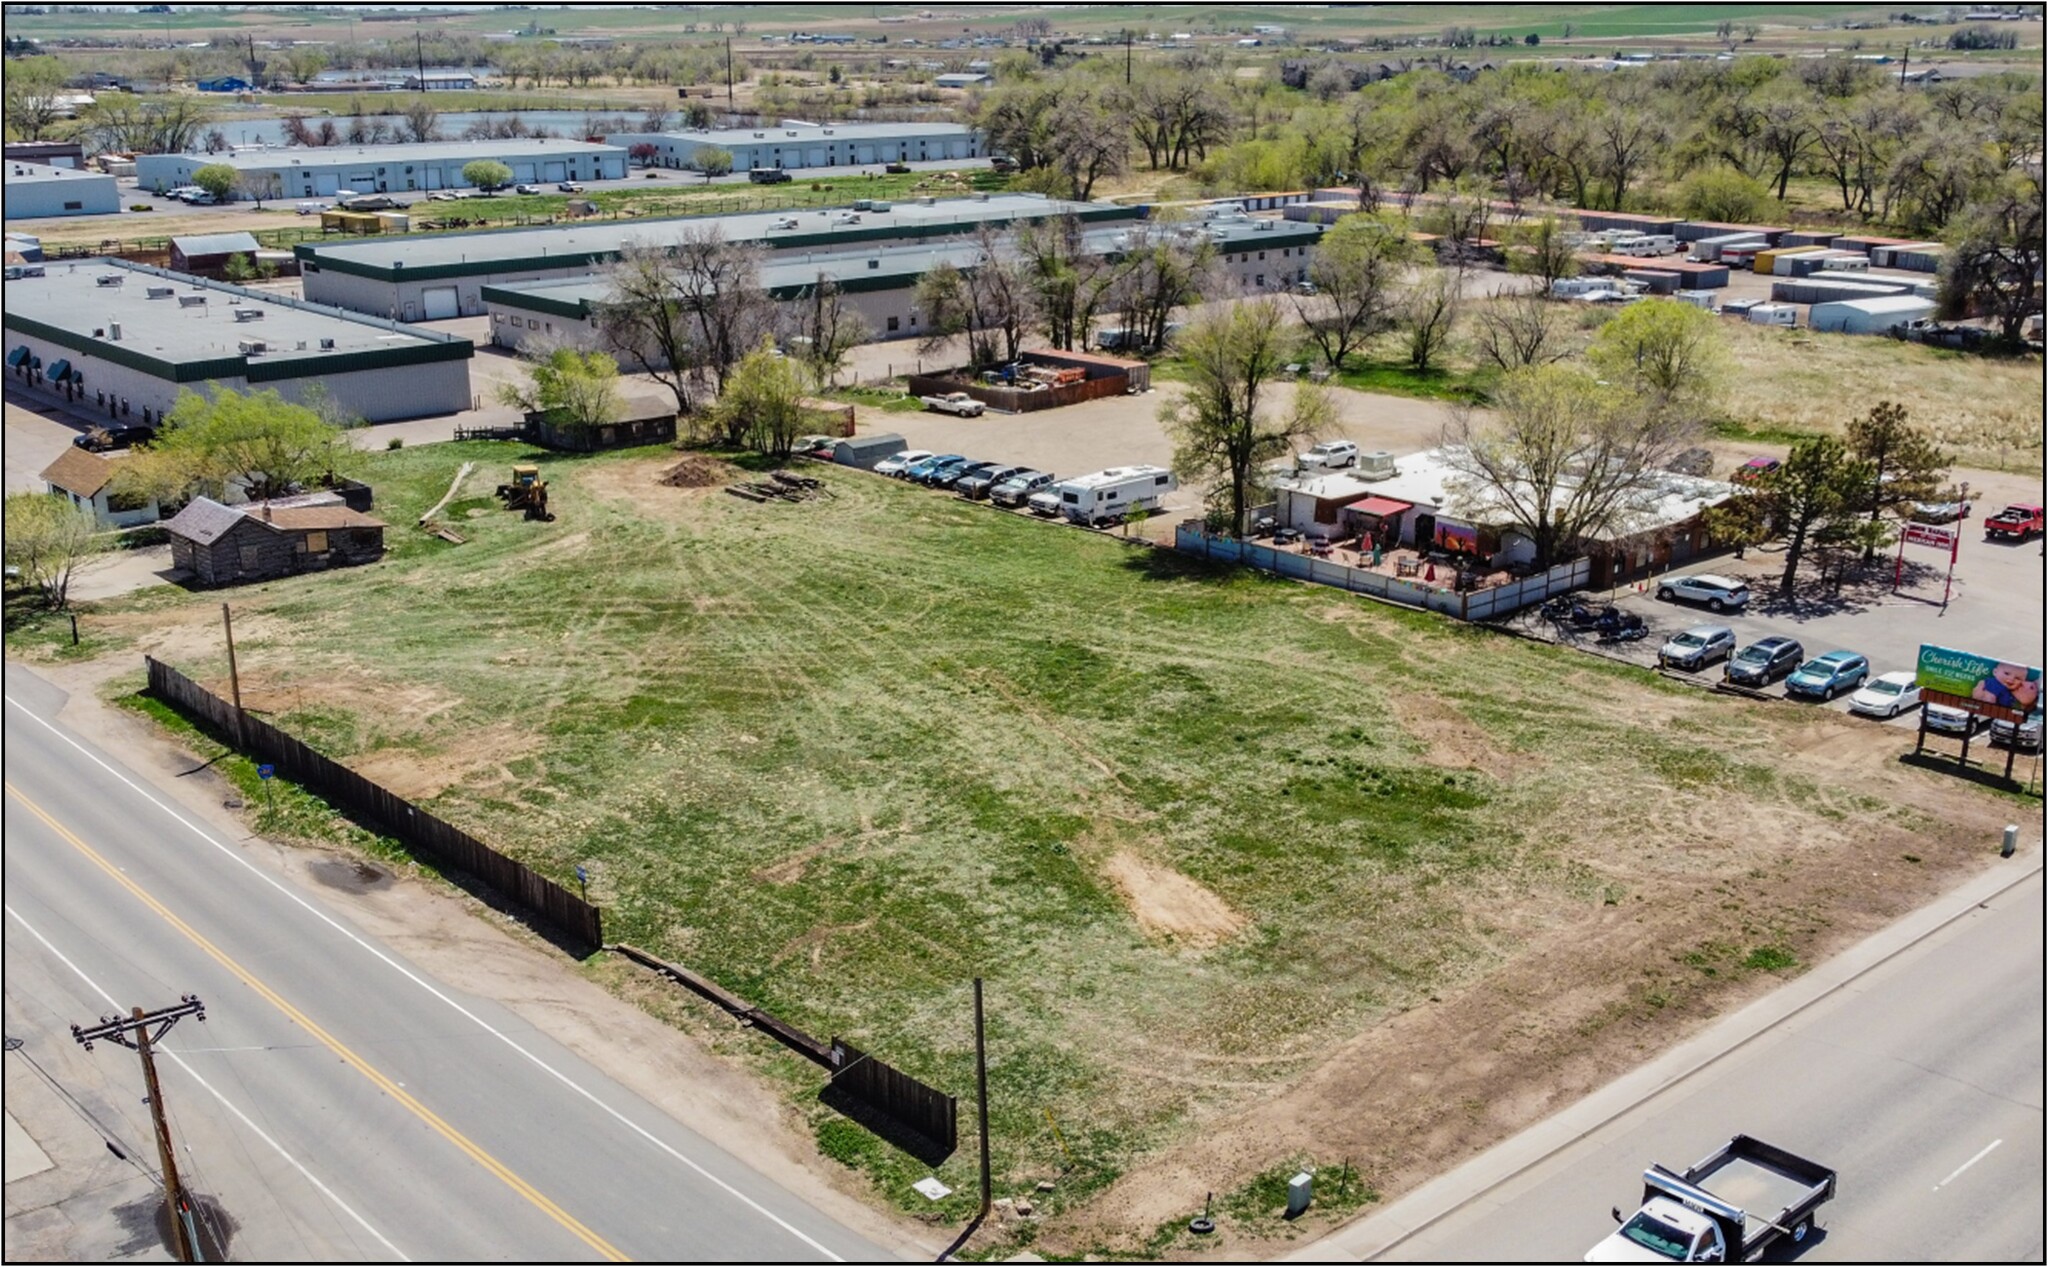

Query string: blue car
918 456 976 486
905 453 964 483
1785 650 1870 700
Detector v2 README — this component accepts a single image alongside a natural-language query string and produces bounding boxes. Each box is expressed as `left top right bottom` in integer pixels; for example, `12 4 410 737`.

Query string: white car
1656 573 1750 613
873 449 934 478
1922 701 1975 735
1849 671 1922 718
1298 440 1360 470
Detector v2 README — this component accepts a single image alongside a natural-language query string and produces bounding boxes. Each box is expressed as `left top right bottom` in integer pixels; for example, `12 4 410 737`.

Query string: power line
4 1036 160 1187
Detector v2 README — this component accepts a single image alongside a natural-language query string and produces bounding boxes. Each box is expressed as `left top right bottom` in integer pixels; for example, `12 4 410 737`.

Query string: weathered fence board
829 1038 959 1158
146 657 602 951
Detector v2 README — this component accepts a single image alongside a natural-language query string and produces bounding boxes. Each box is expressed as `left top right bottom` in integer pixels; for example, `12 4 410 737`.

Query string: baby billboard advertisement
1916 645 2043 721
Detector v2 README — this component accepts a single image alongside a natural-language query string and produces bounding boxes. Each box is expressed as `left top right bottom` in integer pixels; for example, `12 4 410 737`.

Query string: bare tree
594 231 775 416
786 272 871 387
1401 267 1461 372
1471 289 1573 370
1508 216 1579 290
1015 215 1129 351
1106 222 1216 352
1289 213 1414 369
1162 298 1334 535
402 99 439 143
1440 366 1696 568
913 227 1040 371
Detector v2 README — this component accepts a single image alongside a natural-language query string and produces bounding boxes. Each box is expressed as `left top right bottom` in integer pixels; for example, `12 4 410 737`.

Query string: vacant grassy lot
64 440 2015 1255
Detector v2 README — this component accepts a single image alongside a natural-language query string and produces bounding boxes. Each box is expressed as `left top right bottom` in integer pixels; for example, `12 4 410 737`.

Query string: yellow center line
5 780 630 1263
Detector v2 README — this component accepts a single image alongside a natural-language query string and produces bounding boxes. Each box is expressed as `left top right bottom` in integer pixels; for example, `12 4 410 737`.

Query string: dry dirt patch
1391 692 1537 782
348 725 543 802
1103 851 1247 949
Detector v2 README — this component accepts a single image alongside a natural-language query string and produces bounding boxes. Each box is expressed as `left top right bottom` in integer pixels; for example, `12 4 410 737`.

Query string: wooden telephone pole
974 977 992 1219
73 996 209 1264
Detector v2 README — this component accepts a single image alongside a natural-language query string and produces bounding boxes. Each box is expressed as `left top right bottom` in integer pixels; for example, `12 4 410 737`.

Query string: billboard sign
1915 645 2043 722
1901 521 1958 551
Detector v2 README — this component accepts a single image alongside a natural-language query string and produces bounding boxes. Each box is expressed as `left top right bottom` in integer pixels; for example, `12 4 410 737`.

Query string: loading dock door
315 172 340 195
512 162 537 182
421 287 459 320
543 161 567 182
856 145 876 165
807 147 827 167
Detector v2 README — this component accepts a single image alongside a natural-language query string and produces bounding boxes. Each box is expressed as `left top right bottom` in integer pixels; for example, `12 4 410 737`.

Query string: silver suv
1657 573 1750 613
1658 625 1736 671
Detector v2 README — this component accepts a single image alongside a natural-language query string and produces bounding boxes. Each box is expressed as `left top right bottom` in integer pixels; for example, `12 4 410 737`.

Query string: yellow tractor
495 464 554 521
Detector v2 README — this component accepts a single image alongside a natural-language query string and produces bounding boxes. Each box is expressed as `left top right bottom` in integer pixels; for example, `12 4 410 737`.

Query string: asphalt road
1369 868 2044 1263
1 664 891 1263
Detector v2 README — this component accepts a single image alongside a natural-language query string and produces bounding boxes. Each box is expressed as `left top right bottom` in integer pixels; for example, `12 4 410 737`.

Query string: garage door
421 287 459 321
315 173 340 195
807 147 827 168
512 162 537 181
543 161 567 182
855 145 876 165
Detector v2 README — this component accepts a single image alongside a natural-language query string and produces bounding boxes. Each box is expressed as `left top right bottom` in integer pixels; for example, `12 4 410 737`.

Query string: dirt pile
661 456 735 488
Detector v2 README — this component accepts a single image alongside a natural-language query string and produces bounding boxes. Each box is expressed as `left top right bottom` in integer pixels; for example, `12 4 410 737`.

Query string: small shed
163 495 386 586
40 446 159 527
1808 295 1936 335
170 232 263 277
833 433 907 470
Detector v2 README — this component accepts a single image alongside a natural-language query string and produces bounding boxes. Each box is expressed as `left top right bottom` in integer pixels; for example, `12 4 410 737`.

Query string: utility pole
1125 29 1133 84
973 977 991 1219
220 603 244 747
726 38 735 111
417 28 427 92
73 997 208 1264
1898 46 1909 89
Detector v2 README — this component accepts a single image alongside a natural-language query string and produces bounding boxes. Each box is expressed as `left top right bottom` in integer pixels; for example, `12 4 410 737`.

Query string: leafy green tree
1939 174 2044 346
694 146 733 181
1586 298 1728 419
495 344 621 432
710 339 811 459
1162 298 1334 535
462 159 514 191
1760 436 1872 597
114 386 358 505
192 162 238 203
1845 400 1947 559
1677 167 1777 224
3 494 105 610
3 56 71 141
1291 213 1416 369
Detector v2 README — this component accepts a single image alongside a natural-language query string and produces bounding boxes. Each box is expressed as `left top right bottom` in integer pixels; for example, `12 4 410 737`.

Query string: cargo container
1783 249 1865 277
1888 244 1946 273
1575 210 1681 235
1808 295 1935 334
1677 220 1785 245
1777 230 1839 248
1688 232 1768 263
1624 268 1681 294
1772 277 1915 306
1754 246 1825 275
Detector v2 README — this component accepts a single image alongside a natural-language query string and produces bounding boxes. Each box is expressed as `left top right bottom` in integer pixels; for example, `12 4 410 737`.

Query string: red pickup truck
1984 504 2044 541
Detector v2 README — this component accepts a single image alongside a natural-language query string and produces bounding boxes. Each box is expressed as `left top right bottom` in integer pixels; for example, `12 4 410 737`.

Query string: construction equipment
495 464 555 521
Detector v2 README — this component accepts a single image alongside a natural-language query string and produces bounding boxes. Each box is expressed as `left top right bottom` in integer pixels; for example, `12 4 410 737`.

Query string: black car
1724 636 1805 686
956 464 1029 500
935 460 1001 491
74 423 157 452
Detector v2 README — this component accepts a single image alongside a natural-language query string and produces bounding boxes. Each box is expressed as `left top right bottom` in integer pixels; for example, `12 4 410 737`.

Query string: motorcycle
1596 611 1648 643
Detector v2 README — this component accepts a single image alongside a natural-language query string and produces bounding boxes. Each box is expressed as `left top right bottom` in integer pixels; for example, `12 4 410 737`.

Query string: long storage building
605 122 981 173
136 139 628 199
4 162 121 219
3 259 473 423
294 193 1138 320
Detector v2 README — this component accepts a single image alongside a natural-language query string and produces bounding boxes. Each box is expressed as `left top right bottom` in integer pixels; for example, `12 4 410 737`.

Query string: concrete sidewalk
1289 842 2045 1262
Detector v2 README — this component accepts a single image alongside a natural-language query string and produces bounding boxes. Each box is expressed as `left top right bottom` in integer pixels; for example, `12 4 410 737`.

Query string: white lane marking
5 902 409 1262
6 693 849 1263
1933 1138 2002 1191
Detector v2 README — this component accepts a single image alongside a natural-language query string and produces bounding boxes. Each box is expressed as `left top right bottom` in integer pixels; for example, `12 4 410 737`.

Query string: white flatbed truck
1587 1135 1836 1263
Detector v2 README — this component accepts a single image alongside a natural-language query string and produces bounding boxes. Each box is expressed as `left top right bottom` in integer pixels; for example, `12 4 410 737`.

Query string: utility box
1286 1171 1313 1219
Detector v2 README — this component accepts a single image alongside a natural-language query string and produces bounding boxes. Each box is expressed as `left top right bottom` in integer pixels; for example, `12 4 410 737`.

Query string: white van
1057 466 1178 526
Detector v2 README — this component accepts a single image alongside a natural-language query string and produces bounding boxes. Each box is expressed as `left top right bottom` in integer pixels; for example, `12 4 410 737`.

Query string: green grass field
53 435 1996 1252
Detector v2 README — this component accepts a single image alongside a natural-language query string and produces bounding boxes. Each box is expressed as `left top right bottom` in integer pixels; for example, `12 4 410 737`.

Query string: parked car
1922 701 1976 735
956 464 1029 500
1732 456 1780 484
73 423 157 452
883 162 911 174
921 391 985 417
1027 484 1072 517
990 470 1056 507
1724 636 1804 687
1297 440 1359 471
1658 625 1736 672
1990 710 2043 752
1909 499 1972 524
1785 651 1870 700
557 181 584 193
1849 671 1923 719
873 448 934 478
181 190 219 205
1984 504 2044 542
513 183 542 195
769 216 800 230
905 453 965 483
933 459 998 490
1656 573 1750 613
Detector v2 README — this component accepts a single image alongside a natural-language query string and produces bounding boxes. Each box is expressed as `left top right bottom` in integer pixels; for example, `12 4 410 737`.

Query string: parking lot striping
1933 1139 2003 1191
3 780 631 1264
3 901 410 1263
5 693 847 1263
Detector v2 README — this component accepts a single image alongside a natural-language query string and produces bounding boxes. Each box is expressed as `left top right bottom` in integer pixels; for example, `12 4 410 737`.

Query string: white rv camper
1058 466 1178 525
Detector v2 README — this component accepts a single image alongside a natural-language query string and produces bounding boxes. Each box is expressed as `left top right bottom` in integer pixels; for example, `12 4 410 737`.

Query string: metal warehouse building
479 217 1325 359
136 139 628 198
3 259 474 423
3 162 121 219
294 193 1137 321
604 122 981 173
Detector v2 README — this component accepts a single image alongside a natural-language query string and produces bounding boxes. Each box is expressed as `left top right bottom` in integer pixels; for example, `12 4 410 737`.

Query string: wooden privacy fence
146 657 603 952
610 941 958 1159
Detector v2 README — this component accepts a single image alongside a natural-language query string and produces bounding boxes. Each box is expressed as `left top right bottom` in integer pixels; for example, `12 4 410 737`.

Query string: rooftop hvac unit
147 286 175 299
1356 450 1397 480
917 195 935 206
239 339 267 355
974 192 990 202
1253 219 1275 231
109 322 123 341
232 307 265 322
319 338 335 349
96 273 124 287
295 341 308 350
178 294 207 308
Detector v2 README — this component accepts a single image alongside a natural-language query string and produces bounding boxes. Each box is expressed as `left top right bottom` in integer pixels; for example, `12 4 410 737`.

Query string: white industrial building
1806 295 1938 335
3 162 121 219
136 139 628 198
3 259 474 424
605 122 981 173
295 193 1137 320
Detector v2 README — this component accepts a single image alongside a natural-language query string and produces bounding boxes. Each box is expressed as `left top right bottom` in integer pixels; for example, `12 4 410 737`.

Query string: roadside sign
575 865 588 884
1915 646 2042 723
257 764 275 780
1901 521 1957 550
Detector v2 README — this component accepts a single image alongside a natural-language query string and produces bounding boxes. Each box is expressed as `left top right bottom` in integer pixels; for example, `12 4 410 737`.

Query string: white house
40 446 159 528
